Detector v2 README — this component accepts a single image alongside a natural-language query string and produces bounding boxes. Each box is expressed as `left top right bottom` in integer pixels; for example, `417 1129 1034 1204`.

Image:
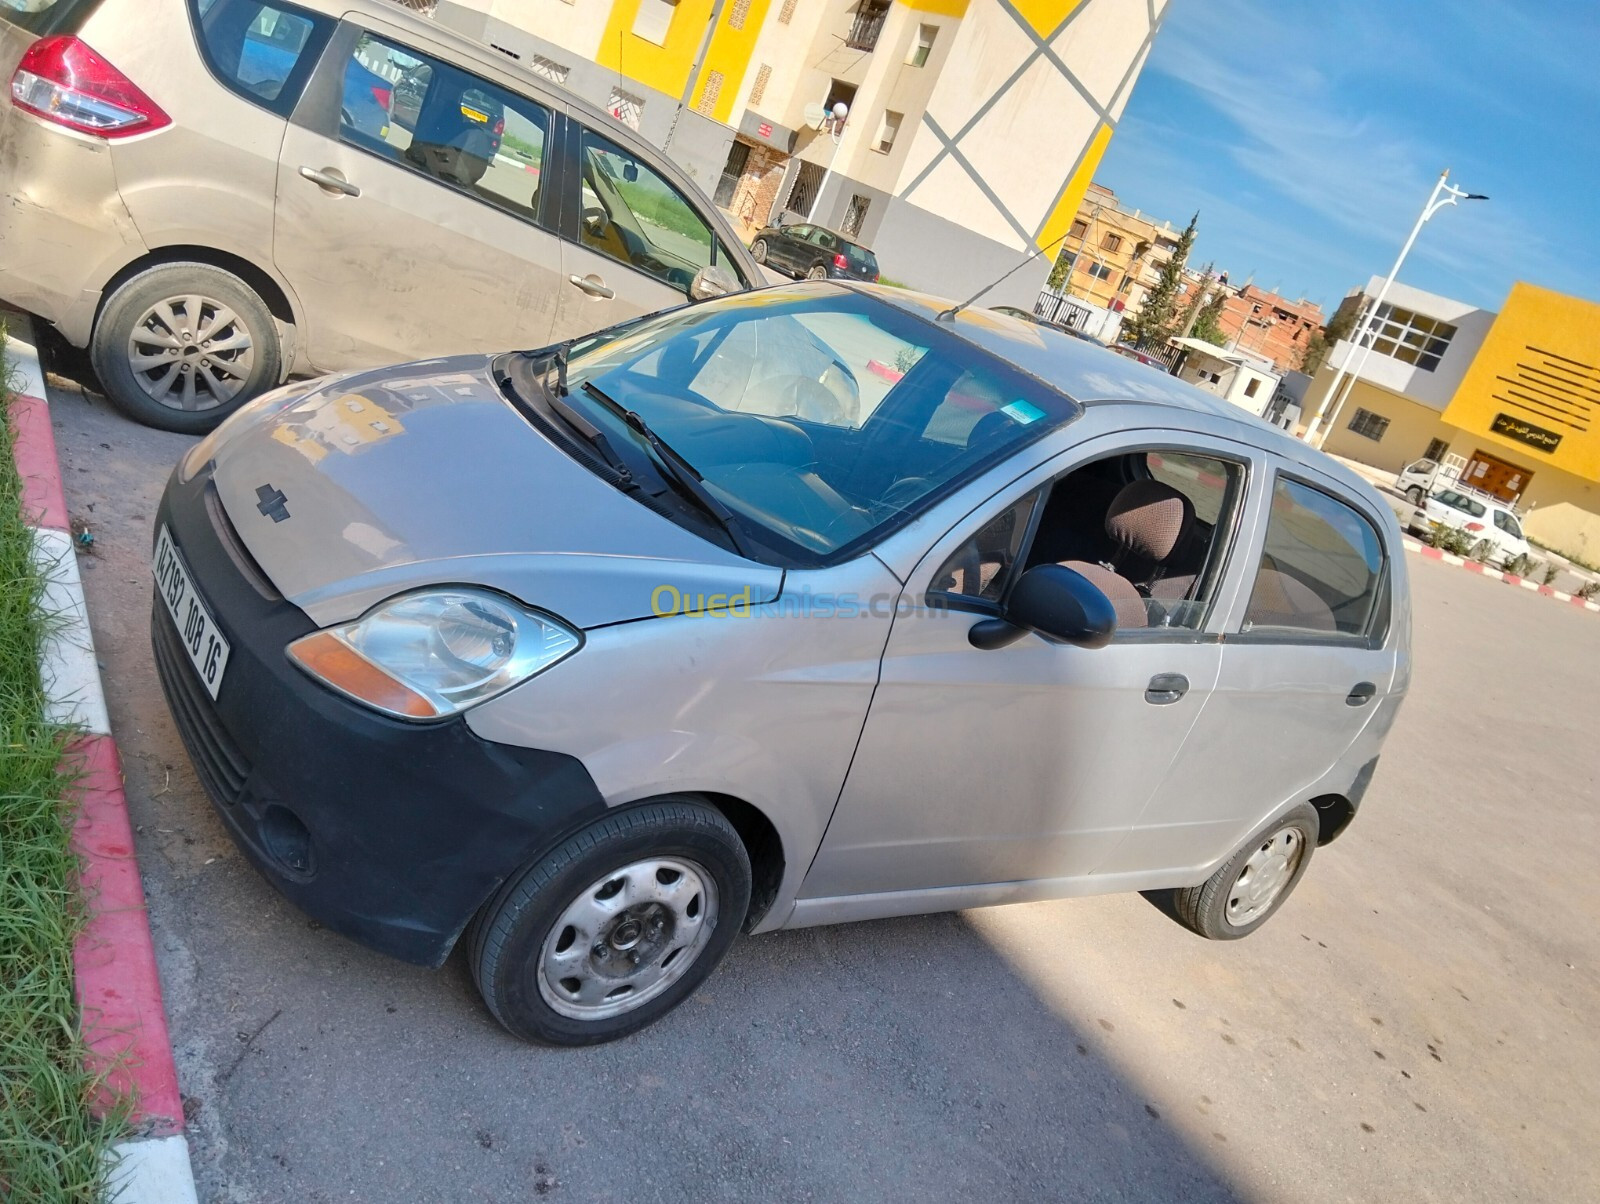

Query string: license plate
154 525 231 700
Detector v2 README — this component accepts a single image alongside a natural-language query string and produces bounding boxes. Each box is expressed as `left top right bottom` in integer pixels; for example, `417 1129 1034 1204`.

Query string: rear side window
189 0 332 115
1243 477 1385 639
0 0 100 34
338 34 552 226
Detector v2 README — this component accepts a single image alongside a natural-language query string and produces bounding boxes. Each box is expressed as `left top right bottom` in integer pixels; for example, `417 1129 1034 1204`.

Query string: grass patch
0 324 127 1200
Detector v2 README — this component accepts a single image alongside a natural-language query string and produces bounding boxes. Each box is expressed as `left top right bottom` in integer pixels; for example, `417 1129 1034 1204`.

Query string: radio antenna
936 226 1078 322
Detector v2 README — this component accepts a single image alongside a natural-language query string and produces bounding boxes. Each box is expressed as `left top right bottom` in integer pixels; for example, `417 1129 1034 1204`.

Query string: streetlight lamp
1302 170 1488 446
806 101 850 223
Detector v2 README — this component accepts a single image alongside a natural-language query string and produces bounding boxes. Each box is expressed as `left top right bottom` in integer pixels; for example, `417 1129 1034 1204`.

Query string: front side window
930 493 1040 605
553 287 1081 562
189 0 331 113
577 128 738 289
1242 477 1385 638
339 35 551 225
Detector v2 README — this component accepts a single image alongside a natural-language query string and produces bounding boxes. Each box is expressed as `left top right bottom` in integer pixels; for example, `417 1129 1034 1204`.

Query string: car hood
208 357 782 629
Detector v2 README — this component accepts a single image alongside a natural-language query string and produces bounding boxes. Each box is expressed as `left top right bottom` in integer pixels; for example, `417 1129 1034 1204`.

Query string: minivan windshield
551 286 1080 563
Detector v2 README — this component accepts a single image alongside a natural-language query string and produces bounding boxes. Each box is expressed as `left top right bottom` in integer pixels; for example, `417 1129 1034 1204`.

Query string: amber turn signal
286 631 440 719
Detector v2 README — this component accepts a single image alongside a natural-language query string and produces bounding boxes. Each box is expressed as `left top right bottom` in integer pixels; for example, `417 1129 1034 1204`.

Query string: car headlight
177 377 333 483
287 589 581 720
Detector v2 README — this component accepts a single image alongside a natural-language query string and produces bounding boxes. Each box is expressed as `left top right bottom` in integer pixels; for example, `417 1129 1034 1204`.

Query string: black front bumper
152 467 607 967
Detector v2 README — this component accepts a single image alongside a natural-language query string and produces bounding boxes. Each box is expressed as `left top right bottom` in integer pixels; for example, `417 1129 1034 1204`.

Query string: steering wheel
877 475 933 514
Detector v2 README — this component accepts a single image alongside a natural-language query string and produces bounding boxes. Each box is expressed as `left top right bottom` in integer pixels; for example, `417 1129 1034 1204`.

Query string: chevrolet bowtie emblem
256 484 290 523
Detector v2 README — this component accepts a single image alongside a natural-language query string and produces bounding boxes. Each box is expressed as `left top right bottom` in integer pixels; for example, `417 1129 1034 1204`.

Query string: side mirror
968 564 1116 651
623 161 639 183
688 263 741 301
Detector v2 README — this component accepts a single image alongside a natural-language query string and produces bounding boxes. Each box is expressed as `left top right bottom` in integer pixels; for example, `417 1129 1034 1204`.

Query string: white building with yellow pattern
430 0 1170 302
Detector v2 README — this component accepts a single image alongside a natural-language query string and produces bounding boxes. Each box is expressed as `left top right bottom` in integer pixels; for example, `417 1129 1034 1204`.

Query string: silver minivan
0 0 755 432
155 283 1411 1045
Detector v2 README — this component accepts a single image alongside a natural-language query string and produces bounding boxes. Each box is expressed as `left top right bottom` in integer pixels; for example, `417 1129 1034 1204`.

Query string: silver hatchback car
0 0 754 433
155 284 1411 1044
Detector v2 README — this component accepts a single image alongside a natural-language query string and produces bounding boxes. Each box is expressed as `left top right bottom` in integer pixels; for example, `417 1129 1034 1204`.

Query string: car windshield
556 286 1081 563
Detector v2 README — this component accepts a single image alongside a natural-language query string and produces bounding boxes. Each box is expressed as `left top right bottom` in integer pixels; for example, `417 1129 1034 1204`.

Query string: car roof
847 283 1374 494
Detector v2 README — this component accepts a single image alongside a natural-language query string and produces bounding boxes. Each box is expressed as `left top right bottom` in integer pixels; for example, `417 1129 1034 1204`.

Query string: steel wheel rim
537 857 719 1021
807 265 827 279
1226 828 1304 926
752 239 767 262
127 294 256 412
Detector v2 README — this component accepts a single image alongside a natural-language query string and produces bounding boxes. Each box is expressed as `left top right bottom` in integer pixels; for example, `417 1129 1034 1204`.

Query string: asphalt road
40 339 1600 1204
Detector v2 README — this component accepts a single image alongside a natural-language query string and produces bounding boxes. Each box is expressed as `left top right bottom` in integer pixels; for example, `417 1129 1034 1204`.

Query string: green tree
1192 288 1229 346
1300 294 1360 374
1123 212 1197 346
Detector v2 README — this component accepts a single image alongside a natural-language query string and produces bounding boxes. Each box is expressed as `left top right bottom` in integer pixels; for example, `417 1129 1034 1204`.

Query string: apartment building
1309 278 1600 561
1048 182 1184 315
429 0 1170 303
1213 284 1323 373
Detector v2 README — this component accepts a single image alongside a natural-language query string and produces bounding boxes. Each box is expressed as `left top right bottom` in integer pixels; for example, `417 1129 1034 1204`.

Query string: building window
632 0 678 46
1423 438 1450 462
1244 378 1261 398
1359 303 1457 372
749 62 772 106
1348 408 1390 441
529 54 570 84
727 0 752 30
607 85 645 130
908 22 937 66
1069 218 1088 240
1100 232 1122 252
843 193 870 237
845 0 891 51
696 69 723 115
778 0 797 23
874 109 901 153
1086 262 1113 281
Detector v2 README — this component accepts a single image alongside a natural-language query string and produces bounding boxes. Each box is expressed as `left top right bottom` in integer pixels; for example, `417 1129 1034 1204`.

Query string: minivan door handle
1346 681 1378 707
299 166 361 198
1145 673 1190 705
568 273 616 299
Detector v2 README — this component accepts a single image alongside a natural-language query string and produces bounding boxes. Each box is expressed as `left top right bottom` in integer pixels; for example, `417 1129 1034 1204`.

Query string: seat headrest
1105 480 1194 564
1060 561 1147 630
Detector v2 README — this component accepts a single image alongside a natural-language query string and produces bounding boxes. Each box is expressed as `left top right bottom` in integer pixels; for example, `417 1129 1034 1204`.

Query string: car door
553 121 747 336
800 430 1258 902
273 19 563 372
1098 459 1402 877
768 223 809 272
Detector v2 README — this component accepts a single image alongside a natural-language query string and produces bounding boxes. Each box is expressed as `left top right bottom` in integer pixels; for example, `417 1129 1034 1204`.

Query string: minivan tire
469 799 752 1046
1171 803 1319 940
91 263 283 434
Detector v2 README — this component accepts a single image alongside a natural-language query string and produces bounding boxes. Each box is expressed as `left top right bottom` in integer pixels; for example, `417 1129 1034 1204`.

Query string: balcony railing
846 1 891 51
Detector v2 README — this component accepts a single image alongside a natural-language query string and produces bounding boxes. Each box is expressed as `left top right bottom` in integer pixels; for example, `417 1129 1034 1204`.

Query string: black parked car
751 220 880 282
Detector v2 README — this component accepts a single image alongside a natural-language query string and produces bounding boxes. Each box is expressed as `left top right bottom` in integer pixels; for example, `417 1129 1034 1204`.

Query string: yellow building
1048 183 1184 313
1311 279 1600 562
430 0 1172 305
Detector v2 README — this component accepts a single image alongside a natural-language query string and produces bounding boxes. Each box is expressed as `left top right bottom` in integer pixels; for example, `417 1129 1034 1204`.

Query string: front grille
152 608 251 806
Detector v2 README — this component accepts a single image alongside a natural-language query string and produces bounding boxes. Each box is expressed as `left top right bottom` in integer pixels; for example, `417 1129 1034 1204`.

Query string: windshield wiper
580 382 756 558
499 349 636 488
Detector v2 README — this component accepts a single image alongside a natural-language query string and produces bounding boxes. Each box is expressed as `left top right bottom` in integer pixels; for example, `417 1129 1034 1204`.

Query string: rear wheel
91 263 282 434
751 238 769 265
1172 803 1318 940
469 799 751 1045
806 264 829 280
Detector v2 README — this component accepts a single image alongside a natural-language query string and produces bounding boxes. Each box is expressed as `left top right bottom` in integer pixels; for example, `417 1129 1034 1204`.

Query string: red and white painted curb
6 316 198 1203
1402 538 1600 613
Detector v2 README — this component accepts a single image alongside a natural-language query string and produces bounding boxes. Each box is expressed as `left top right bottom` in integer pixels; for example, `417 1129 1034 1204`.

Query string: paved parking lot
38 339 1600 1203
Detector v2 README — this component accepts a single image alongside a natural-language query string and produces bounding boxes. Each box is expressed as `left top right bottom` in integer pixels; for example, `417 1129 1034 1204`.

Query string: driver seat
1059 480 1196 630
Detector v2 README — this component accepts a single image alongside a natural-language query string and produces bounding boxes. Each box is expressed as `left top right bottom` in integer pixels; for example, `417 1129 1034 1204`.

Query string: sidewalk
4 309 198 1204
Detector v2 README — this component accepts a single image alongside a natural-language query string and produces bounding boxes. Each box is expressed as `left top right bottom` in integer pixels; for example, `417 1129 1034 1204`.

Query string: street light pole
806 102 850 223
1302 170 1488 446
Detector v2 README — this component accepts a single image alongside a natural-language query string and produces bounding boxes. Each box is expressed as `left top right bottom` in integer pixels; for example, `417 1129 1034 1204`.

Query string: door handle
568 273 615 299
299 166 361 197
1346 681 1377 707
1145 673 1190 705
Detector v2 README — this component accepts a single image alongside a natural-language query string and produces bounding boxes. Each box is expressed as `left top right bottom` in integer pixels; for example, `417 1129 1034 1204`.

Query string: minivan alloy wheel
127 294 255 412
538 856 719 1020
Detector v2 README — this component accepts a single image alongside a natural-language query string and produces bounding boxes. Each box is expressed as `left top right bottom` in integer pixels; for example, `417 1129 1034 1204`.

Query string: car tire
469 798 752 1046
807 264 829 280
1171 803 1319 940
91 262 283 434
751 238 769 265
1406 486 1425 507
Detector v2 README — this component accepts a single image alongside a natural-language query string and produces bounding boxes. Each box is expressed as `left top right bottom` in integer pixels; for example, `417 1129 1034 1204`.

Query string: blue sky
1096 0 1600 317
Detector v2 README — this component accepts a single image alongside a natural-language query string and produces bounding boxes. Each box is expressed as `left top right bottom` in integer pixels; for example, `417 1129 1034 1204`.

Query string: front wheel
90 262 283 434
1171 803 1318 939
469 800 751 1045
1406 485 1425 507
751 238 769 265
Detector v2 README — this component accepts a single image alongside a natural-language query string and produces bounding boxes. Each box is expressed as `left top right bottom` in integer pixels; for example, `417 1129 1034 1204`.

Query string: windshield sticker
1001 399 1046 425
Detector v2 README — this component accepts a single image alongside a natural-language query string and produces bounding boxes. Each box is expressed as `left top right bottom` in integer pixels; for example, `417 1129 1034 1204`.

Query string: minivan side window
189 0 333 115
337 35 552 226
576 127 740 289
1242 477 1385 639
